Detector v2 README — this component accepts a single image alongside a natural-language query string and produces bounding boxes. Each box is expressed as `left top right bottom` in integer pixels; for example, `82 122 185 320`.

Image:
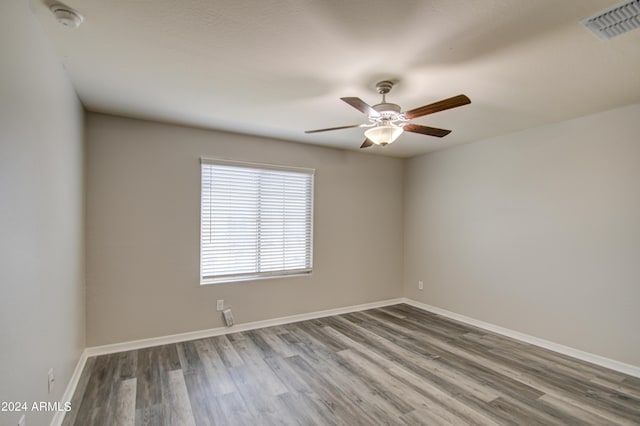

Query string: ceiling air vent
581 0 640 40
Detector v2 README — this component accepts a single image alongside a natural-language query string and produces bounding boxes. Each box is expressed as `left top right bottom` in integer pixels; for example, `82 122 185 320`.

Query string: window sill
200 270 312 285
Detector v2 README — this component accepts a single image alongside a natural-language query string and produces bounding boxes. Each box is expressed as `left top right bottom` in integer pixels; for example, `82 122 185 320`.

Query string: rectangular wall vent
581 0 640 40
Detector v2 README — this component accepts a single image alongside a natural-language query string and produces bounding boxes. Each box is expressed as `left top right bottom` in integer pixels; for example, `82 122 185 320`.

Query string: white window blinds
200 159 314 284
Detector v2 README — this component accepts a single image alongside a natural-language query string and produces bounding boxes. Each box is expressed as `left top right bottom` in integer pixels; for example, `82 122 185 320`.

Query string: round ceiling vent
49 2 84 28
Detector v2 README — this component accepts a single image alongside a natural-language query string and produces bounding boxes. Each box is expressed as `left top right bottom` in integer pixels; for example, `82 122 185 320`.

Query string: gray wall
404 103 640 366
0 2 85 426
86 113 404 346
87 104 640 369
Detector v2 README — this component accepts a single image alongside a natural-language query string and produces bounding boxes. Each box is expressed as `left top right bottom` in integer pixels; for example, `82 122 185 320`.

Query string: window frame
199 157 315 285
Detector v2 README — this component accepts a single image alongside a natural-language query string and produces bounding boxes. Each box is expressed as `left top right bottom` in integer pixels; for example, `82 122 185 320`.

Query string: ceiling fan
305 81 471 148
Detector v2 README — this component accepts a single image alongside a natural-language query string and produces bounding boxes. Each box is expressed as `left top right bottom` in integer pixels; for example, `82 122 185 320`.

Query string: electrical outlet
216 299 224 311
418 281 424 290
48 368 55 394
18 414 26 426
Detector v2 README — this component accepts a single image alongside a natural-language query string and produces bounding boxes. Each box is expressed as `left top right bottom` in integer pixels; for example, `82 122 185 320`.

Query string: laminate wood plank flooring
64 304 640 425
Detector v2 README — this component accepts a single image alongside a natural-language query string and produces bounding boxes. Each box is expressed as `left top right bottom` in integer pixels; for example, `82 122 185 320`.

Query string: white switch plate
216 300 224 311
18 414 26 426
418 281 424 290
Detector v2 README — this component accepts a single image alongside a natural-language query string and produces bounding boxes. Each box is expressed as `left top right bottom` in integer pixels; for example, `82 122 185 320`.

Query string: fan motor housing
373 103 401 114
371 103 406 126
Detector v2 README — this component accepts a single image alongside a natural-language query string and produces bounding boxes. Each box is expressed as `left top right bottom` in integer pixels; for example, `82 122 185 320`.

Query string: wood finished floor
64 304 640 425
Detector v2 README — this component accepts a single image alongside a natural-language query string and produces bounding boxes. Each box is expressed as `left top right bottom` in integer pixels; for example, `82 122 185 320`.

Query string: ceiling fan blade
403 123 452 138
341 97 380 117
404 94 471 120
305 124 362 134
360 139 374 148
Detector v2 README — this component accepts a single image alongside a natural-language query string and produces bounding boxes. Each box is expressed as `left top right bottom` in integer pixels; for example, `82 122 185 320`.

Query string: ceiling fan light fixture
364 125 403 146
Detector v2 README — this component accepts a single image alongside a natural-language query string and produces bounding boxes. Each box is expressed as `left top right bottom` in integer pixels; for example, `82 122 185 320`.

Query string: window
200 158 314 284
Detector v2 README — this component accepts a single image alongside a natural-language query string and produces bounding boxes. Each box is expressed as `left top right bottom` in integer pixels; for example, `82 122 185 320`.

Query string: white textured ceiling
33 0 640 157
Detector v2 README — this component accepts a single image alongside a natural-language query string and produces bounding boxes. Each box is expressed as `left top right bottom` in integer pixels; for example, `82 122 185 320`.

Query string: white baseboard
85 298 404 357
402 298 640 379
50 348 88 426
